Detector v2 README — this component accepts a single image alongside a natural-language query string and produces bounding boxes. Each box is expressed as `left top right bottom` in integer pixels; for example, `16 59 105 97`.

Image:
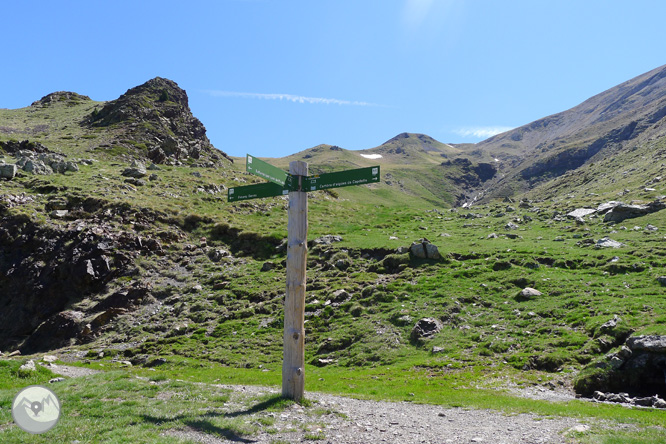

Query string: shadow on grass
141 394 291 442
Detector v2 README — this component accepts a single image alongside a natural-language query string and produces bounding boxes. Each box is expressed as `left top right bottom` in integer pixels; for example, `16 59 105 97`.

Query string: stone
50 210 69 218
658 276 666 286
49 377 66 383
122 160 147 178
43 355 57 363
410 317 443 341
519 287 542 299
0 163 17 179
597 201 623 213
23 159 53 175
626 335 666 353
504 222 519 230
599 315 621 332
124 178 146 186
645 224 659 231
567 208 596 219
655 398 666 409
595 237 624 248
331 289 351 302
410 239 441 260
261 261 276 272
19 360 37 372
604 200 666 223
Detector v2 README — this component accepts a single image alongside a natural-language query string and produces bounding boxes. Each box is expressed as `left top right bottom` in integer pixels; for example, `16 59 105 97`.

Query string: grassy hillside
2 77 666 442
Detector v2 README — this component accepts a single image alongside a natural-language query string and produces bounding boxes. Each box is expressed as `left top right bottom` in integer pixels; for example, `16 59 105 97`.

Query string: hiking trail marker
227 155 380 401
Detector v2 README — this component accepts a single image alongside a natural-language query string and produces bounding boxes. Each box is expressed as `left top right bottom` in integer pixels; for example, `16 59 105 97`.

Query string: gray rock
19 360 36 372
658 276 666 286
410 239 441 260
604 200 666 223
0 163 17 179
567 208 596 219
519 287 542 299
645 224 659 231
261 261 276 272
122 160 147 178
50 210 69 219
23 159 53 175
626 335 666 353
410 317 443 341
504 222 519 230
595 237 624 248
124 178 146 186
597 201 623 213
49 377 66 384
599 315 621 332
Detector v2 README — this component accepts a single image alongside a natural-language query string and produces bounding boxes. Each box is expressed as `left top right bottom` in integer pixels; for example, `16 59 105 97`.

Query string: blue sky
3 1 665 158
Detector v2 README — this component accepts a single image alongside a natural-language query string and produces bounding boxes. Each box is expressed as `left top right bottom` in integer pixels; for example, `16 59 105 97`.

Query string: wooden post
282 160 308 401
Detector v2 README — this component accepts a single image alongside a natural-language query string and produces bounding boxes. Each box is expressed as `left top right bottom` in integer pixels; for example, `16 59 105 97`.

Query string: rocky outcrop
603 200 666 223
0 212 132 353
88 77 232 164
574 334 666 398
0 139 52 154
31 91 91 107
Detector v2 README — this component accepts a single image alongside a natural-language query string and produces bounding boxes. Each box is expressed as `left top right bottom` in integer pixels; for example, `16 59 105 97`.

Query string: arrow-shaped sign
304 166 380 191
228 181 290 202
246 154 293 189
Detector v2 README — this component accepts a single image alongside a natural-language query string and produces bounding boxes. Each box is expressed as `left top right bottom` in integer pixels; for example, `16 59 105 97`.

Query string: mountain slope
474 64 666 202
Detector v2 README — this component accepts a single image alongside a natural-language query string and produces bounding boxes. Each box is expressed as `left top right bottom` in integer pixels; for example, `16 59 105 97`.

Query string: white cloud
453 126 514 139
203 90 380 107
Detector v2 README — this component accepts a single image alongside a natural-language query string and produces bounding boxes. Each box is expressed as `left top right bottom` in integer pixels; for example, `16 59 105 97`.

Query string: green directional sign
247 154 293 188
304 166 380 192
228 181 290 202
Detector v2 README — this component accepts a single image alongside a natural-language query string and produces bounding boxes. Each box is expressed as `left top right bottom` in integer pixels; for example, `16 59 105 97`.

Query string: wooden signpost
228 155 380 401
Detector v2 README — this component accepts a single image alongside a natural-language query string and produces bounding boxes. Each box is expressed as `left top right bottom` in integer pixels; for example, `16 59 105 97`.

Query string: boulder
410 239 441 260
604 200 666 223
595 237 624 248
504 222 519 230
23 159 53 175
122 160 147 178
0 163 17 179
410 317 443 341
519 287 542 299
658 276 666 286
626 335 666 353
19 360 36 373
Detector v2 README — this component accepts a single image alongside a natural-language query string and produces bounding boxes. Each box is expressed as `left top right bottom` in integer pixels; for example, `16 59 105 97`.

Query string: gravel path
164 384 590 444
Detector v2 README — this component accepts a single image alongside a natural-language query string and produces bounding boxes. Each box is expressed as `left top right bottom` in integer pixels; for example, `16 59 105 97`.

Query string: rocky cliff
88 77 232 165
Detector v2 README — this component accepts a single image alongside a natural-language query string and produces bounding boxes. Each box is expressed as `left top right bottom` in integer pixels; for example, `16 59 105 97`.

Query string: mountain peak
88 77 231 164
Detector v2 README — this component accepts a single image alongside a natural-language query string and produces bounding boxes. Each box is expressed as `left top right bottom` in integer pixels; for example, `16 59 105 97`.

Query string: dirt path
163 384 591 444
